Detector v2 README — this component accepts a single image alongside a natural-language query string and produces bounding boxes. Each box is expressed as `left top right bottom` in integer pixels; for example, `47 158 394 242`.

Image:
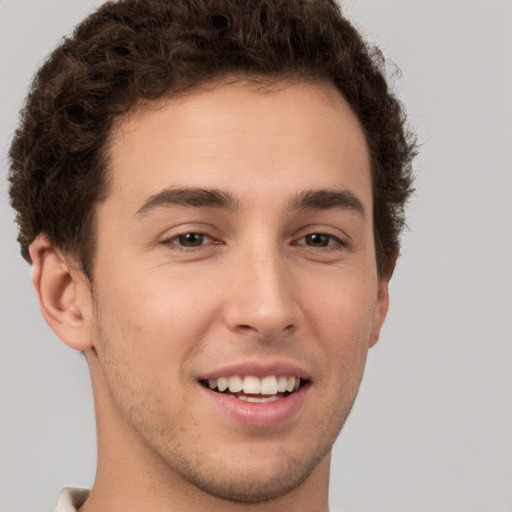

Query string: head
9 0 414 281
8 0 415 507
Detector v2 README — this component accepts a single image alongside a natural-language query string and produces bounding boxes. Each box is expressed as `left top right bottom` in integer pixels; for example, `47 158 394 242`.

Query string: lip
197 360 311 380
197 360 312 427
199 381 310 427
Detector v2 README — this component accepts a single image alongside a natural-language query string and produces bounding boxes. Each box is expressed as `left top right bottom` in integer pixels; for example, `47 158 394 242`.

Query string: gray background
1 1 511 511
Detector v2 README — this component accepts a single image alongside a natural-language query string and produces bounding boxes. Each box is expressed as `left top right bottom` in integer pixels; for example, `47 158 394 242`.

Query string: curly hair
8 0 415 280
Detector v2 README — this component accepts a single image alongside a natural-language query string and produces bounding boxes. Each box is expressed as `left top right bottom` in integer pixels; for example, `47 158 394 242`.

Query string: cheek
91 266 223 370
302 269 377 368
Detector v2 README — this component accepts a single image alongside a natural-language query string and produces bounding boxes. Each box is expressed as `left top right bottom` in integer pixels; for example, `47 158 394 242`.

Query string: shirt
54 488 89 512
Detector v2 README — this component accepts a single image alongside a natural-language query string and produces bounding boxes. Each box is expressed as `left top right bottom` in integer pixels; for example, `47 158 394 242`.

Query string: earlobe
29 236 94 351
369 252 397 348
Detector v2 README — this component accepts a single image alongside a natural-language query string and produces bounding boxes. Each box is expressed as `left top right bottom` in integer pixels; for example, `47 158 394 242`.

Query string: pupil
179 233 203 246
307 234 328 247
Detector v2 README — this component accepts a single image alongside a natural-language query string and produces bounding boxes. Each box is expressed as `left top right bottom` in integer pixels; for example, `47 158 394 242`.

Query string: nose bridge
224 236 297 339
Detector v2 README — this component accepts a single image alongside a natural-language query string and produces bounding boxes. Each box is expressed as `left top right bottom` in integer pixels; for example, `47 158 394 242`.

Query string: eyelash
161 231 347 252
294 233 347 251
161 232 217 252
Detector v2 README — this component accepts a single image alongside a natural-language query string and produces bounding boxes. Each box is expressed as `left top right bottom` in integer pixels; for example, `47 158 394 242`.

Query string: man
8 0 415 510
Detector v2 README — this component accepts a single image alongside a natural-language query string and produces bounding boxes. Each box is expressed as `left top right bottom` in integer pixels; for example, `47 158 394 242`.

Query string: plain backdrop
1 1 511 511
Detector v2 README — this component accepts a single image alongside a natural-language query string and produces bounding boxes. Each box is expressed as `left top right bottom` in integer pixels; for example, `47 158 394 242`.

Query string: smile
200 375 305 403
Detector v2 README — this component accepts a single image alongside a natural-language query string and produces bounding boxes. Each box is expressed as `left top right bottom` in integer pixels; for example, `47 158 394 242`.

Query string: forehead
105 79 372 212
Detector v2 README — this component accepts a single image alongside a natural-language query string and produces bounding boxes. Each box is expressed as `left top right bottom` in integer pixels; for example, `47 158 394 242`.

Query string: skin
30 80 393 512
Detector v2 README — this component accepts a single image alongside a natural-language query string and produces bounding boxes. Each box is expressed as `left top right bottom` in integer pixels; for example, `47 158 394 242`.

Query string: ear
29 236 94 351
369 251 398 348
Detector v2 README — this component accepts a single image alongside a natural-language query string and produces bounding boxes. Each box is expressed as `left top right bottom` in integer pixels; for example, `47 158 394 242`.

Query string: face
84 80 390 503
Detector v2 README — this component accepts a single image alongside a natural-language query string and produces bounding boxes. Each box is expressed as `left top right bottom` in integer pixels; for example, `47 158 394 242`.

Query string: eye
167 232 213 247
296 233 344 248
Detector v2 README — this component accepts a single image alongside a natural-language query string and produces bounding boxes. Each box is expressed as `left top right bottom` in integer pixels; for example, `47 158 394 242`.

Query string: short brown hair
8 0 415 279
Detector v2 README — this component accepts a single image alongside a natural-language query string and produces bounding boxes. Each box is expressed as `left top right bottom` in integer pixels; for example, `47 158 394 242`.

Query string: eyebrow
135 187 240 217
290 189 366 218
134 186 366 219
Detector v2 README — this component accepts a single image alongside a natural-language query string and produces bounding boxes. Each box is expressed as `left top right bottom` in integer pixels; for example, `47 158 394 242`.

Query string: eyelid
158 227 222 253
157 224 350 253
172 232 212 243
292 223 350 241
293 233 347 247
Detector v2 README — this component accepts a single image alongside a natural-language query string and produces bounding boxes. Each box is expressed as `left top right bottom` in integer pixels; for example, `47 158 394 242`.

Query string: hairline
70 74 383 282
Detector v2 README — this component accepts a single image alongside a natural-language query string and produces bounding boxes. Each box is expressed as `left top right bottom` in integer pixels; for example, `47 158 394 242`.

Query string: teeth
217 377 228 392
242 376 261 394
277 376 288 393
237 395 280 403
286 377 296 393
261 376 278 395
205 375 303 395
228 376 243 393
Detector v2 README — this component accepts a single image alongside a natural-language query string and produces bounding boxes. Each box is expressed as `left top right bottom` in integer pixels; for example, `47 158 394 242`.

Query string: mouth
199 375 308 403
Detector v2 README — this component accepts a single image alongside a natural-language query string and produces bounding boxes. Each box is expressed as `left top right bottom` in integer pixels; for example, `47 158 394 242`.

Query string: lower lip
199 384 309 427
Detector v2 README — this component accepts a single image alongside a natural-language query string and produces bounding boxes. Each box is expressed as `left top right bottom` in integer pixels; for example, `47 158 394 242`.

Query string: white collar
54 488 90 512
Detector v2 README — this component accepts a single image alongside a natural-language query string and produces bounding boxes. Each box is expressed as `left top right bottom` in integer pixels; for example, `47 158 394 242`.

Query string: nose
222 245 300 341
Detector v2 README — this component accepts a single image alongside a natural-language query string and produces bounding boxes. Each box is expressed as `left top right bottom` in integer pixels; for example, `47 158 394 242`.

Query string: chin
184 457 317 503
167 438 333 504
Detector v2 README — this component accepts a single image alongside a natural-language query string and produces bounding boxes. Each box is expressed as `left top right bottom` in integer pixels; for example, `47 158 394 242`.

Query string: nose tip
222 253 299 341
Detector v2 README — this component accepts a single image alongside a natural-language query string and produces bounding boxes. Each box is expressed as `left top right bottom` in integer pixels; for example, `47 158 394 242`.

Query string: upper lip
197 360 311 381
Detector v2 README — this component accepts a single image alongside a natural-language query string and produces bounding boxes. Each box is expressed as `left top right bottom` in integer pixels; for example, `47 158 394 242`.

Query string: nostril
235 323 295 340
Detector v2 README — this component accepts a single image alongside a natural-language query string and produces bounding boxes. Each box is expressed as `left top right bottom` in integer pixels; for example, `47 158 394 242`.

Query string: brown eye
304 233 331 247
294 233 346 251
176 233 208 247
